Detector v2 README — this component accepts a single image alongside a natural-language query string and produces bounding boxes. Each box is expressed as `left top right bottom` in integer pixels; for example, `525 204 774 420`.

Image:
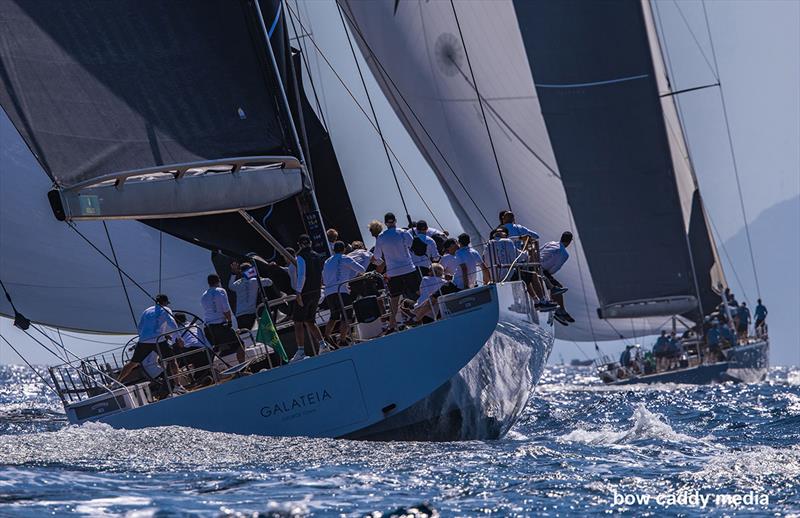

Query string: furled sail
0 0 304 220
339 0 725 340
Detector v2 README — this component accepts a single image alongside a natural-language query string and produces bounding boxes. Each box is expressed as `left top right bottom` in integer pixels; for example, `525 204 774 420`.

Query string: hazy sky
1 0 798 366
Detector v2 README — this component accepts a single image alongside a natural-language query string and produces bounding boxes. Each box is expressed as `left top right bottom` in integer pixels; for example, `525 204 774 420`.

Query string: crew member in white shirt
484 226 521 282
322 241 366 346
438 238 459 281
540 231 574 325
408 220 440 276
229 261 273 331
202 274 244 363
373 212 422 332
454 233 489 290
348 241 384 299
412 263 449 322
118 294 182 383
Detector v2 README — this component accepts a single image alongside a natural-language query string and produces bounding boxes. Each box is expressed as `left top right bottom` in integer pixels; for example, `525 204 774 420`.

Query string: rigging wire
670 0 720 82
566 212 602 356
449 0 511 211
707 211 750 302
158 222 163 294
286 0 330 133
283 2 445 229
334 2 412 226
0 332 58 395
331 4 493 230
102 222 137 328
700 0 761 299
67 222 153 300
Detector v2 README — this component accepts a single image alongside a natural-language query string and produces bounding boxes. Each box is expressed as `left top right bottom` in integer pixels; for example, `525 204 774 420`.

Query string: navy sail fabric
514 0 699 311
0 0 293 188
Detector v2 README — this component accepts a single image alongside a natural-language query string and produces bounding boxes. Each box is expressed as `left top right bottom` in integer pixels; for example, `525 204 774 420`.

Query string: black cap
384 212 396 224
416 219 428 231
155 293 170 305
298 234 311 245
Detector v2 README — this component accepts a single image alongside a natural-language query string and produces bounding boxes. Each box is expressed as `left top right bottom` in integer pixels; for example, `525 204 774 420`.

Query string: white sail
338 0 678 340
0 112 210 333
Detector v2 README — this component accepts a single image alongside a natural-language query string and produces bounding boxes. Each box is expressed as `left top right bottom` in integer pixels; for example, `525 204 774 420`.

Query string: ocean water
1 364 798 517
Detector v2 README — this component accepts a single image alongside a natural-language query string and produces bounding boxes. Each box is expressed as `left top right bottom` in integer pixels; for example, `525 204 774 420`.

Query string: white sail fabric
339 0 675 340
0 113 211 333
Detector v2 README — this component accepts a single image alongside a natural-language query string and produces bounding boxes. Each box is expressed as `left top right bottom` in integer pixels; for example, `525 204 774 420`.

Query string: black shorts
416 266 432 277
543 270 563 289
325 293 353 322
755 318 765 328
130 341 172 364
737 324 748 333
204 323 240 355
388 270 422 298
236 313 256 331
292 290 320 322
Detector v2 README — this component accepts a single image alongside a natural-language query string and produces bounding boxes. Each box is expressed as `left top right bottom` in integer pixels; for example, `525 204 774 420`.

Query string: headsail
0 0 303 220
339 0 725 339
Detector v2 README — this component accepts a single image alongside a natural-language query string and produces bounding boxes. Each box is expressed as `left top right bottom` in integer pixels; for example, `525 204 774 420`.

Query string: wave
557 404 702 446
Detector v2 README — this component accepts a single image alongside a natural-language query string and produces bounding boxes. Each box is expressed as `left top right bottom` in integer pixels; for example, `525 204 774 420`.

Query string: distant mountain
723 195 800 366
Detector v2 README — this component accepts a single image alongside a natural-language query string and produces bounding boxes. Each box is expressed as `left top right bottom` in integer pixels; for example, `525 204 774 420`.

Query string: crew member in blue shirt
707 321 724 361
540 231 574 324
118 294 183 383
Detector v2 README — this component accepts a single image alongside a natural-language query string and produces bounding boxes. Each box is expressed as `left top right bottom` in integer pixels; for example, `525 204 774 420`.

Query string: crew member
322 241 366 346
373 212 421 333
408 220 440 276
454 233 489 290
118 294 182 383
737 302 751 340
754 299 768 336
229 261 272 331
288 235 328 361
540 231 574 324
202 274 245 363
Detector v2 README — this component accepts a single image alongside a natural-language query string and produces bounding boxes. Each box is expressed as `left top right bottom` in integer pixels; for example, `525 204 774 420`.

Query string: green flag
256 310 288 363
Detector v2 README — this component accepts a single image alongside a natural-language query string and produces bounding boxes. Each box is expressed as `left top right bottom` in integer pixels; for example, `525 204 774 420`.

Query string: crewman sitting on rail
540 231 574 324
322 241 366 347
484 226 520 282
202 274 245 364
229 261 273 332
118 294 183 384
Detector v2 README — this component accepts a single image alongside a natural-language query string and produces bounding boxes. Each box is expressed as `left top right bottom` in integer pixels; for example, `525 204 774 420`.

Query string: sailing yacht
0 0 554 440
338 0 768 383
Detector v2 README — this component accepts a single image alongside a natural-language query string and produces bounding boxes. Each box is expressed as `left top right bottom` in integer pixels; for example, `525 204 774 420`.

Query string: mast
254 0 332 254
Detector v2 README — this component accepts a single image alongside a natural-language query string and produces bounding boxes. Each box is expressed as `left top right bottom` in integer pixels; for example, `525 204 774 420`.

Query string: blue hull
612 340 769 386
86 283 553 441
347 282 555 441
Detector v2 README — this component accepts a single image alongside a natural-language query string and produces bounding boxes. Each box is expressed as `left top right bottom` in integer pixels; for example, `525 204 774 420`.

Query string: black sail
513 0 720 318
0 0 295 187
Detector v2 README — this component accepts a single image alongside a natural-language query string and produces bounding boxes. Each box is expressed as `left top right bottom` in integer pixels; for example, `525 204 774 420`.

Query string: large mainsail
339 0 725 340
0 1 323 332
0 0 304 221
